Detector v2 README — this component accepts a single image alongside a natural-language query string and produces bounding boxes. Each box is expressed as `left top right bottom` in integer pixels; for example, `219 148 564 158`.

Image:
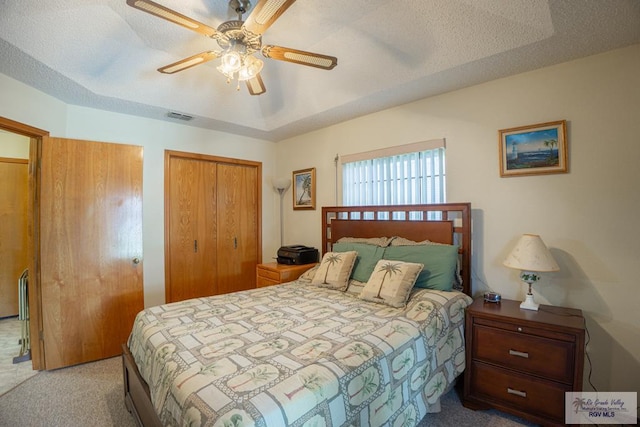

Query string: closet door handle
194 240 198 253
233 237 237 249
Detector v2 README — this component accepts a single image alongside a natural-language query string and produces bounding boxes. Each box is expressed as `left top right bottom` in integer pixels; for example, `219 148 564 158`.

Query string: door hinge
39 330 44 341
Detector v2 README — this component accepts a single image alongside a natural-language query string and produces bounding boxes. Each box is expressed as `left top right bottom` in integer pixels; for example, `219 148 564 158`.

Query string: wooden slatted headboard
321 203 472 296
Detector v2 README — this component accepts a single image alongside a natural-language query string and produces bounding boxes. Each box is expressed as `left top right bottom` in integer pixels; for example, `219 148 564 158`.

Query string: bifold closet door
166 156 218 303
216 162 259 294
165 151 261 303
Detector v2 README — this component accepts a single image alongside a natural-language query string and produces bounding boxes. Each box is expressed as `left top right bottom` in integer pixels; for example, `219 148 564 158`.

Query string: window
341 139 446 208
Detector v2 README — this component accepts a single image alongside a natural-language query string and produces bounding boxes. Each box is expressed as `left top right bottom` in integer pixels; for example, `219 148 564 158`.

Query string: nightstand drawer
473 324 575 383
470 361 570 422
257 268 280 281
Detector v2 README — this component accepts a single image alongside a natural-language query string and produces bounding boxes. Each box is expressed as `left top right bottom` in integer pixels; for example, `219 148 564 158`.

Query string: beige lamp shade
503 234 559 272
504 234 559 311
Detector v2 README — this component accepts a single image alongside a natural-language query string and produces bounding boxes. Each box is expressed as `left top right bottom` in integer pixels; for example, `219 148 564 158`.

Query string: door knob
132 257 141 264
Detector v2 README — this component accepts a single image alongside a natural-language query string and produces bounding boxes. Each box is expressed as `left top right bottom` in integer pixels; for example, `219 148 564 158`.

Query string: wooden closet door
166 157 218 302
0 158 28 317
216 162 259 294
40 137 143 369
165 151 261 302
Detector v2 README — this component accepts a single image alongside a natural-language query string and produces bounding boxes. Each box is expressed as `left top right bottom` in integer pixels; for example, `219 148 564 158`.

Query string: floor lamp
272 177 291 247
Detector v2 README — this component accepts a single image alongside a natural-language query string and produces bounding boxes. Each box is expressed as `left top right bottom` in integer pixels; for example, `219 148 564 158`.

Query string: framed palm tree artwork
499 120 568 177
292 167 316 210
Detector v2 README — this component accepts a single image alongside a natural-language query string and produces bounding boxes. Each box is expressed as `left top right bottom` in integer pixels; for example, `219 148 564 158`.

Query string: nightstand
462 298 585 426
256 262 316 288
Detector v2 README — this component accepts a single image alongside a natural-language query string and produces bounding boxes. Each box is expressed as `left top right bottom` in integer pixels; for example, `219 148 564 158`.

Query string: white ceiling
1 0 639 141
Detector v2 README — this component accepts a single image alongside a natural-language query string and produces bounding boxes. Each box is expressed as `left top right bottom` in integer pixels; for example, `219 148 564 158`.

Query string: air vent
167 111 194 121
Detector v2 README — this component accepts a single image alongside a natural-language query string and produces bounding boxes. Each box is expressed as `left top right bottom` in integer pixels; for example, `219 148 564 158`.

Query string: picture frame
292 167 316 210
499 120 568 177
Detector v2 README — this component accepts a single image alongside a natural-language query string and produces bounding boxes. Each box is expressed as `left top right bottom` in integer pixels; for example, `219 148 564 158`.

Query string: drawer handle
507 387 527 398
509 349 529 358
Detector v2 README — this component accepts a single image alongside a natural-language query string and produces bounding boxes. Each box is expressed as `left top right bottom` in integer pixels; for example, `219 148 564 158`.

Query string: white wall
0 74 280 308
0 129 29 158
0 74 67 136
276 44 640 393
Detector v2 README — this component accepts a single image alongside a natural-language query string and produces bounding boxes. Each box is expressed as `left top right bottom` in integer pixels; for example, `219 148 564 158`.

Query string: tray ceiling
1 0 639 141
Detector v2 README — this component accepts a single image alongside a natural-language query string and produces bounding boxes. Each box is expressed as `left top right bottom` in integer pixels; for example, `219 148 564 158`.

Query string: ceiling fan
126 0 338 95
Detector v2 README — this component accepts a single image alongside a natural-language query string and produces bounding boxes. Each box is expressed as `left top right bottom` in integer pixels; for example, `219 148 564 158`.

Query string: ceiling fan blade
242 0 297 37
261 45 337 70
246 74 266 95
126 0 222 39
158 51 220 74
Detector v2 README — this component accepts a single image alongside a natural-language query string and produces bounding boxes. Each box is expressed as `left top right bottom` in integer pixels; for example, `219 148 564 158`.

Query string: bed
122 203 473 427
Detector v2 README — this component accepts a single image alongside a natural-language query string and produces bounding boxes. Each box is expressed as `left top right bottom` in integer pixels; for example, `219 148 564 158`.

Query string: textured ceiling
1 0 639 141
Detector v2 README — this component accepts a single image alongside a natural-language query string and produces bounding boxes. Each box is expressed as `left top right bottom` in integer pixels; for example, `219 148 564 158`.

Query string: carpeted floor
0 356 136 427
0 355 535 427
0 317 38 396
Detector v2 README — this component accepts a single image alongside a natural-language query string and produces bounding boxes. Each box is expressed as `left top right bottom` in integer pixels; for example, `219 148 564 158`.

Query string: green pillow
382 244 458 291
332 242 385 283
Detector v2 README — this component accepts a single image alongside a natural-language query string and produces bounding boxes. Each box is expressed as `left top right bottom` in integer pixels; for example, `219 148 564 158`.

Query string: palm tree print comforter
127 281 473 427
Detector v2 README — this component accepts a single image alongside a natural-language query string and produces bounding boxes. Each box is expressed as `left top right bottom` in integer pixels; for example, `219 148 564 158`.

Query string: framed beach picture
499 120 568 177
292 167 316 210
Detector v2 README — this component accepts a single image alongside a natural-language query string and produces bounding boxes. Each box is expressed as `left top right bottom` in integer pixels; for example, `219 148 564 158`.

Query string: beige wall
276 44 640 393
0 129 29 158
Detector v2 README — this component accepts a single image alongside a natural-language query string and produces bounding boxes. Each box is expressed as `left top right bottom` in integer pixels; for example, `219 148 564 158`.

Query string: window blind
341 139 446 208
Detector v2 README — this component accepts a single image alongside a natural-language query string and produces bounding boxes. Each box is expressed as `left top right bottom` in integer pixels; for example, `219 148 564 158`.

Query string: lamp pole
278 187 285 247
272 177 291 248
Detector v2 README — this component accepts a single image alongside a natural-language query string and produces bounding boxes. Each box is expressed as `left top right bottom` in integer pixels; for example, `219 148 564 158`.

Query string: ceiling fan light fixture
237 55 264 81
220 50 243 74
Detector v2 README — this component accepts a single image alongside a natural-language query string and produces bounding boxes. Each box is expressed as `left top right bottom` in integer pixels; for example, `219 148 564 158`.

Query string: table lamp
503 234 559 311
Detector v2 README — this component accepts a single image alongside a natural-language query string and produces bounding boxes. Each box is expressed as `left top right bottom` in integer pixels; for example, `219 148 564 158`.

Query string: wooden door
0 158 28 317
40 137 143 369
216 162 259 294
165 151 261 302
166 157 218 302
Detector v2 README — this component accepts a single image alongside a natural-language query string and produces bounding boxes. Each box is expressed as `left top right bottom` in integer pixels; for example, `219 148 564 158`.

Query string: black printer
277 245 319 265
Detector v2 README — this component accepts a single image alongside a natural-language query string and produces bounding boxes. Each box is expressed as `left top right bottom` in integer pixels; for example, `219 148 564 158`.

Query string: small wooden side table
256 262 316 288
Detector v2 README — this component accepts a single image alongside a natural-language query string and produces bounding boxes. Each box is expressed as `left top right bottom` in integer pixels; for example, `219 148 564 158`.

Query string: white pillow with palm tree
359 260 424 308
311 251 357 291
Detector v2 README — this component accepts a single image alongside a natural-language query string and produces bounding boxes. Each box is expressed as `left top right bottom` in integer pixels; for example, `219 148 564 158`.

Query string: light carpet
0 317 37 396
